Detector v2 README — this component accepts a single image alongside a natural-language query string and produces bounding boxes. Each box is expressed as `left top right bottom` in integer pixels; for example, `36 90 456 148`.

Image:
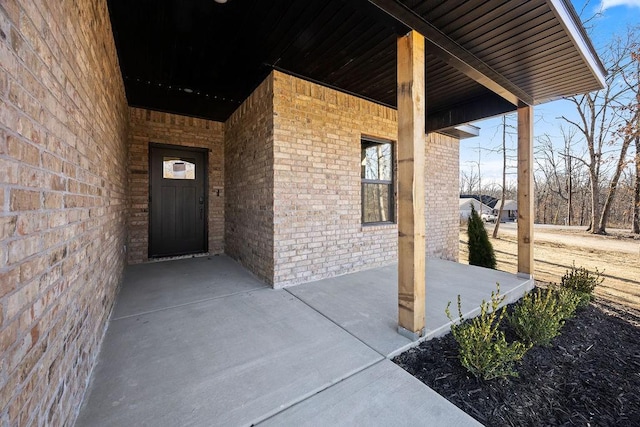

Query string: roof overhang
367 0 532 106
107 0 606 131
438 124 480 140
545 0 607 96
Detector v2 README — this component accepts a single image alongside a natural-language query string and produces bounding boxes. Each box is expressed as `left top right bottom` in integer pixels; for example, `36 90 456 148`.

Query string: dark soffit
106 0 604 130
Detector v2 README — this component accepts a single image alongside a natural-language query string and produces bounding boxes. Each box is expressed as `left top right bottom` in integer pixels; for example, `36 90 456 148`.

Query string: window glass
362 183 391 223
163 157 196 180
361 142 392 180
361 139 394 224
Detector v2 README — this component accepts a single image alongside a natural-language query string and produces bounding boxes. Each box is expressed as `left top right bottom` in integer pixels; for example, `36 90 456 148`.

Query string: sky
459 0 640 186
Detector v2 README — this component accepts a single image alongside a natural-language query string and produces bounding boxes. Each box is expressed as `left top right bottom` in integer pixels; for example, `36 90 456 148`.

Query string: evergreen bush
560 264 603 308
553 284 582 319
508 286 580 346
446 284 530 380
467 204 497 269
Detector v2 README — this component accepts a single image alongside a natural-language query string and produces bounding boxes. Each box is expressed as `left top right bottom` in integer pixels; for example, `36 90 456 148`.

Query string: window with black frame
361 138 394 224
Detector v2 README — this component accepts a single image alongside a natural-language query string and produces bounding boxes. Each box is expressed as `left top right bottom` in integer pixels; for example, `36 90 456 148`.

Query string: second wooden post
397 31 426 339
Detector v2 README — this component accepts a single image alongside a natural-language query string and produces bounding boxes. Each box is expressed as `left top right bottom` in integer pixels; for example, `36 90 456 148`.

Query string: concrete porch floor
76 256 532 426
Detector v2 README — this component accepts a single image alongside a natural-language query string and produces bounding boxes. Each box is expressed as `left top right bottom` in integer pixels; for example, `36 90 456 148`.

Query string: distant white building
493 199 518 222
459 198 493 220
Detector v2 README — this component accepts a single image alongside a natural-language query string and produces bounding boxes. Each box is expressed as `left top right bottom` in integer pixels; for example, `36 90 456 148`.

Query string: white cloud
599 0 640 11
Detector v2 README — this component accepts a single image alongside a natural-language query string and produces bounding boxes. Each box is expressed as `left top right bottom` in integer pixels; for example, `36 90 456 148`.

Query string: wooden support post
397 31 426 339
517 104 534 277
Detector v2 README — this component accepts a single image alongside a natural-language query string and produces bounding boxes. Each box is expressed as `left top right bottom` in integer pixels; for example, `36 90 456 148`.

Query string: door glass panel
163 157 196 180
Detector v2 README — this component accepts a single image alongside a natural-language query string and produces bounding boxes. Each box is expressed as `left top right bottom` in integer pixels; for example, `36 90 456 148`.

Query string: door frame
148 142 209 258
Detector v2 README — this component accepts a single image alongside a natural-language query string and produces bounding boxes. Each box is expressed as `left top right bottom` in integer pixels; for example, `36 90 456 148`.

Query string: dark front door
149 145 207 257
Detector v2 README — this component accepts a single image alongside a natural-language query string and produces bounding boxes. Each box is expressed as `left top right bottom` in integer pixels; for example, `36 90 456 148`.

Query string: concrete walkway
76 256 532 426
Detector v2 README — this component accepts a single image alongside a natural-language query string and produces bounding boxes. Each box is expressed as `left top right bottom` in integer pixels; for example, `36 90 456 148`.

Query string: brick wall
224 76 275 284
0 0 460 422
0 1 128 425
271 71 459 286
425 133 460 261
127 108 225 264
272 72 398 286
123 72 458 287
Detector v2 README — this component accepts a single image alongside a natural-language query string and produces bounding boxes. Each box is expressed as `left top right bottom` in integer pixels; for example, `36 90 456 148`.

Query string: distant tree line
459 173 636 230
534 149 637 228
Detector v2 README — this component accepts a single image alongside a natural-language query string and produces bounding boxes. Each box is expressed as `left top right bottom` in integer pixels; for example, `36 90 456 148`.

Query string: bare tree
560 30 639 234
460 168 479 195
493 115 514 237
634 133 640 233
563 128 578 225
536 134 569 223
602 34 639 232
534 127 596 226
626 49 640 233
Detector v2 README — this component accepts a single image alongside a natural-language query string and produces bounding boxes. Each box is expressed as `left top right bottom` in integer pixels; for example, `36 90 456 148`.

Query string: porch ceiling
107 0 605 131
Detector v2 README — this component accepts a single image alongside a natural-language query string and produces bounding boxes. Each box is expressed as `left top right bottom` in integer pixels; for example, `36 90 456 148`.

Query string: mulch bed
393 298 640 426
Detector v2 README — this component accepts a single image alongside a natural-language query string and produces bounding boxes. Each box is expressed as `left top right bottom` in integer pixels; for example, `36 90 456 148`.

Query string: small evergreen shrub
552 284 582 319
446 284 530 380
560 264 603 308
467 205 497 269
508 286 579 346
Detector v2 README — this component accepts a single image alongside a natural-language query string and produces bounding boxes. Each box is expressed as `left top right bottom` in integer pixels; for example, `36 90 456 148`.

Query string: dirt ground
459 223 640 311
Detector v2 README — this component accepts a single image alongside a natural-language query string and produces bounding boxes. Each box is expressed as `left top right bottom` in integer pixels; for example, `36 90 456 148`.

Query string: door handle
200 207 204 220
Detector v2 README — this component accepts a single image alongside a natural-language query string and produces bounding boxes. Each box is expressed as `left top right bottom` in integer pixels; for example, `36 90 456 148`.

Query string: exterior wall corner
224 73 275 285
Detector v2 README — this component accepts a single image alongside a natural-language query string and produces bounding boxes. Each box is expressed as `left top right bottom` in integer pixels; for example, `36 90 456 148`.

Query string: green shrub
467 204 497 269
446 284 529 380
508 286 580 346
552 284 582 319
560 264 603 308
